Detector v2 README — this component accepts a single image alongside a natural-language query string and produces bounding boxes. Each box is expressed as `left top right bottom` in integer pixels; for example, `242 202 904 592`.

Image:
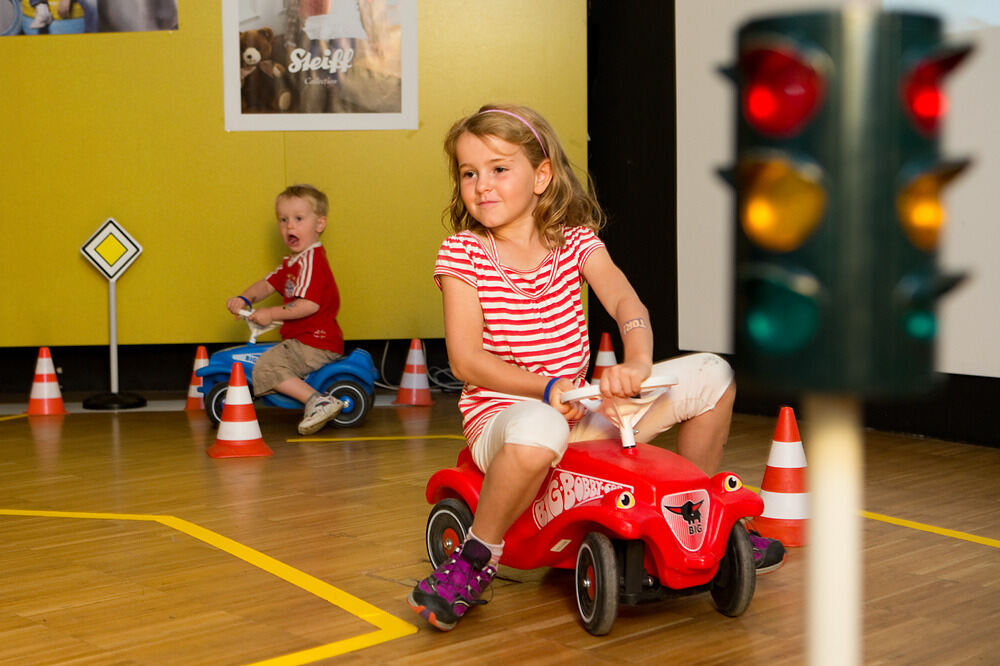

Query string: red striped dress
434 226 605 445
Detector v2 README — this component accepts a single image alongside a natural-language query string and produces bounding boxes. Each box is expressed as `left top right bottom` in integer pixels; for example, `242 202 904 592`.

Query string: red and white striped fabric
434 226 604 444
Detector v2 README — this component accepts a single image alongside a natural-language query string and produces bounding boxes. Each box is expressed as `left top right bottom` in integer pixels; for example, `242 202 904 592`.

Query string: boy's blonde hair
276 184 329 218
443 103 605 247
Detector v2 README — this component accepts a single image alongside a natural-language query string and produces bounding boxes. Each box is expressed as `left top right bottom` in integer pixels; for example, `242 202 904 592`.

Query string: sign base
83 392 147 410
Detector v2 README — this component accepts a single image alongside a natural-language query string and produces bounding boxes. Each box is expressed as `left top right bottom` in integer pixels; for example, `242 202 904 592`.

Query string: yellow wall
0 0 587 346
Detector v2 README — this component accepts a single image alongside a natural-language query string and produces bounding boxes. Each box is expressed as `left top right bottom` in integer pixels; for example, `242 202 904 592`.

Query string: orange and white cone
592 332 617 383
27 347 68 416
207 363 273 458
750 405 808 546
185 345 209 411
394 339 434 406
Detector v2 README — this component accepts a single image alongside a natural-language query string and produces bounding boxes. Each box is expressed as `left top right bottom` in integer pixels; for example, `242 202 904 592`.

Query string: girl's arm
581 247 653 398
441 275 584 418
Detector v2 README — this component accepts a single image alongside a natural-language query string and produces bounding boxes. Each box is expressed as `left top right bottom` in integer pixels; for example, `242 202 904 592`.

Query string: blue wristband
237 295 252 309
543 377 560 404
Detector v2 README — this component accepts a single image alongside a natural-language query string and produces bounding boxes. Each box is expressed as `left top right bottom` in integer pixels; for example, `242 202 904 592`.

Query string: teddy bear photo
240 27 295 113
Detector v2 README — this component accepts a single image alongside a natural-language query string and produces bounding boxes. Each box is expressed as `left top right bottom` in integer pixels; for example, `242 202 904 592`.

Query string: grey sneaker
297 396 343 435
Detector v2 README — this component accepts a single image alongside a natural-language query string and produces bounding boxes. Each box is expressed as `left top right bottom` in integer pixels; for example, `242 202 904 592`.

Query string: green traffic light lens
902 309 936 340
742 272 820 355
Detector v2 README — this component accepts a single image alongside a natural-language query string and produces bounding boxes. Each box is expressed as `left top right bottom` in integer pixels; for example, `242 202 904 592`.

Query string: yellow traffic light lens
739 158 826 252
896 172 950 251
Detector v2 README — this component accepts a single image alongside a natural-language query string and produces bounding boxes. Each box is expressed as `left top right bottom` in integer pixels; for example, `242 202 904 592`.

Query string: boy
226 184 345 435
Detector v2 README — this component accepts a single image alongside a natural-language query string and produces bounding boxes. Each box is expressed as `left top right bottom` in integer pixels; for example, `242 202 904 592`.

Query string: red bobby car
420 377 764 635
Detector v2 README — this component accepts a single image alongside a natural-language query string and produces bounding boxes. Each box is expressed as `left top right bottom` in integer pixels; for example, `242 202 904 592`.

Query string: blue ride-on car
196 341 378 429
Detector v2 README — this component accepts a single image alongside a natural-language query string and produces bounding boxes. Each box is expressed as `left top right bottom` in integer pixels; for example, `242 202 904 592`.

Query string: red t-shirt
265 243 344 353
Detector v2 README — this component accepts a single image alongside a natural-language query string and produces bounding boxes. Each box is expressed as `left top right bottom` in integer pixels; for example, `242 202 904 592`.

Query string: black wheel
324 380 372 428
426 498 473 569
575 532 619 635
205 382 228 427
711 524 756 616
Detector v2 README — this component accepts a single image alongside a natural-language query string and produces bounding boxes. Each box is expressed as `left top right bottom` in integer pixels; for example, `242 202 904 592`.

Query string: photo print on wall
223 0 417 131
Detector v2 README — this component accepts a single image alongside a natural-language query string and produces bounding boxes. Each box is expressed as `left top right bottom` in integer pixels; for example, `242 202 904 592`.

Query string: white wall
675 0 1000 378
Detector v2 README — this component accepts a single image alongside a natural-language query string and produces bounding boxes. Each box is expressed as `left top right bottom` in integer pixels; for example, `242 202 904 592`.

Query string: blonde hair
443 103 605 247
276 184 329 218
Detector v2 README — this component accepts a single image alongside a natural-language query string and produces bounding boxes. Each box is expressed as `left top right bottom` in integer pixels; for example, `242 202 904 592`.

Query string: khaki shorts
251 339 342 396
470 353 733 473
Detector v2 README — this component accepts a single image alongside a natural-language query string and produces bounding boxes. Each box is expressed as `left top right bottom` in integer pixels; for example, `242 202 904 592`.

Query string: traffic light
726 9 971 395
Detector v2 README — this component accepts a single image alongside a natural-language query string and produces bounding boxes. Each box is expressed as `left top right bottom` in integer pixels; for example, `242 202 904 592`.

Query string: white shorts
469 352 733 473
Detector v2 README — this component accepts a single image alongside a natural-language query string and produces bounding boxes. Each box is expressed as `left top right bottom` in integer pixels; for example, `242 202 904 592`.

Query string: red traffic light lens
902 62 948 134
901 46 972 135
741 47 825 136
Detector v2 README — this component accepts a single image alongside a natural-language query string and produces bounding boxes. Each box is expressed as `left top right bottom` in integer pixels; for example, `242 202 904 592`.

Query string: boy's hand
598 361 651 399
226 297 246 317
226 296 249 319
249 308 275 326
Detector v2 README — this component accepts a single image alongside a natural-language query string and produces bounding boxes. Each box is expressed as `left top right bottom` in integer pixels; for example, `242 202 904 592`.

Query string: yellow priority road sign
81 218 142 282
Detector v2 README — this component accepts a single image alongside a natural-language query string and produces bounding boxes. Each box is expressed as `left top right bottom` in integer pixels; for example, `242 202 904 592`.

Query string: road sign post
80 218 146 409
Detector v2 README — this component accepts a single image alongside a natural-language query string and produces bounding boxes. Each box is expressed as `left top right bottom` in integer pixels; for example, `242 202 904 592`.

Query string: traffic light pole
804 394 862 666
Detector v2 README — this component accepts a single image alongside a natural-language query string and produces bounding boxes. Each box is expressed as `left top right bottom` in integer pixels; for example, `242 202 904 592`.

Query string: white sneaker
30 3 53 29
297 396 344 435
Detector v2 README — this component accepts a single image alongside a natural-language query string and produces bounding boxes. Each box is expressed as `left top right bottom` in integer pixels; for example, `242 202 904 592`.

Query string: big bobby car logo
532 469 634 528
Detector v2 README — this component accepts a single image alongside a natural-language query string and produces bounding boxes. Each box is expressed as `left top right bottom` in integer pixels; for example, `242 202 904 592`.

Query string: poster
2 0 178 36
223 0 417 131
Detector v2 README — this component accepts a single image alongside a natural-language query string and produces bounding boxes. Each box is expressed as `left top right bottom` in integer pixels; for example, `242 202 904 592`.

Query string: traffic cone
27 347 68 416
207 363 273 458
592 332 617 383
750 406 808 547
394 339 434 405
185 345 209 411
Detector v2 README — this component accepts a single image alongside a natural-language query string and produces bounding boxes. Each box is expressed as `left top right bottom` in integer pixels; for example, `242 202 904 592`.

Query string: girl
408 103 782 632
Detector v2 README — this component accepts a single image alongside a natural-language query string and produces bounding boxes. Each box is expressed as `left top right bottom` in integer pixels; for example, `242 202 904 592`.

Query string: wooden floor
1 392 998 665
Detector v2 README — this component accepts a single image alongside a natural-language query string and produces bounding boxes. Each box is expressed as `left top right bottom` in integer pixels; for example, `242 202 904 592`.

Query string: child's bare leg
272 376 317 403
675 381 735 474
471 443 556 544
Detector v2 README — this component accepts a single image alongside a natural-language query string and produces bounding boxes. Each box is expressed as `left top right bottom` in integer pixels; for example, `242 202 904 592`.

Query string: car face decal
661 490 710 551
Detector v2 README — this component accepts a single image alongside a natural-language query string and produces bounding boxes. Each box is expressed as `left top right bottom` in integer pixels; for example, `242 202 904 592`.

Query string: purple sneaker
408 539 496 631
748 528 786 574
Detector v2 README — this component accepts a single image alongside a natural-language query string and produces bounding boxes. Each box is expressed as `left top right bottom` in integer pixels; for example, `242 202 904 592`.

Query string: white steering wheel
559 375 677 449
238 308 281 344
559 375 677 403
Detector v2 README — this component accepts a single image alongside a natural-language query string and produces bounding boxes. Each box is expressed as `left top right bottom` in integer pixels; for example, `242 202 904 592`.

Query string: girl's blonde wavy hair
443 103 605 247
